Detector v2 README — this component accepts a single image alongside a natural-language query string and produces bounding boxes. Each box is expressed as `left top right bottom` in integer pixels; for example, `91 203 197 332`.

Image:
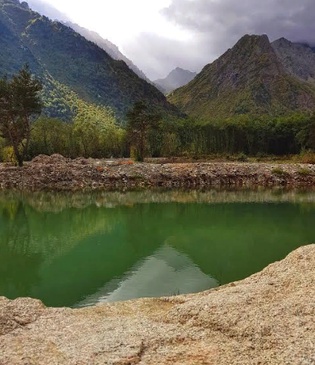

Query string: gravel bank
0 154 314 191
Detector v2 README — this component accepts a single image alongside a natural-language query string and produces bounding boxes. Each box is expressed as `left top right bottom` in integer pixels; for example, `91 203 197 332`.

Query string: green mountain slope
168 34 315 120
0 0 178 121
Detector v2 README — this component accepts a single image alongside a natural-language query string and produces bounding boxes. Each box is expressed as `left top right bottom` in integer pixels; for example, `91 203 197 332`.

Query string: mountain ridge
154 67 197 94
0 0 179 121
272 38 315 84
168 34 315 120
26 0 151 83
64 21 151 83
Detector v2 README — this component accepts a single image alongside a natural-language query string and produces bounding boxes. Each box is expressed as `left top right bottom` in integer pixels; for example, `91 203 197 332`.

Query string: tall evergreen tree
126 101 160 162
0 65 42 166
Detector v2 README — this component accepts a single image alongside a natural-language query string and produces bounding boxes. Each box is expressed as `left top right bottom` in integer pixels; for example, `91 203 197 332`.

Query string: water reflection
78 245 218 306
0 202 42 298
0 189 314 307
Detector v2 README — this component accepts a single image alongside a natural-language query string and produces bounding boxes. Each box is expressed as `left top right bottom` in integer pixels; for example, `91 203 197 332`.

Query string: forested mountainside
64 21 150 83
25 0 149 82
0 0 179 121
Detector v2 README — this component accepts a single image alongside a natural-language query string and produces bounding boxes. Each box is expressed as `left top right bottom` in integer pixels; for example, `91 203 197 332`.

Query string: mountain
168 34 315 120
0 0 179 121
272 38 315 84
64 22 150 83
24 0 69 22
154 67 197 94
26 0 150 82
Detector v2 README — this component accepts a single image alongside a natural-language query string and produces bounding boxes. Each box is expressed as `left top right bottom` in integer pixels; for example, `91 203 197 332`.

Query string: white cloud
27 0 315 79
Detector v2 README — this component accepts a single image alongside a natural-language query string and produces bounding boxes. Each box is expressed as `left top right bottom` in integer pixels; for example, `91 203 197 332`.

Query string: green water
0 190 314 307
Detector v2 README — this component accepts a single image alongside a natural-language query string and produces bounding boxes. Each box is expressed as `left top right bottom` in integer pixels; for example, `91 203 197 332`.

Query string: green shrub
299 151 315 164
297 168 313 176
271 167 289 176
1 146 17 164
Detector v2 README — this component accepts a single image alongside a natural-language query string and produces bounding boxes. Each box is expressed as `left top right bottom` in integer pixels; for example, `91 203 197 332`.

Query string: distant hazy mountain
0 0 179 120
154 67 197 94
26 0 69 21
168 34 315 120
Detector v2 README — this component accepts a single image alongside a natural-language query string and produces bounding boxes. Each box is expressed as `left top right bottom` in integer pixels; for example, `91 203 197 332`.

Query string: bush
299 151 315 164
1 146 17 164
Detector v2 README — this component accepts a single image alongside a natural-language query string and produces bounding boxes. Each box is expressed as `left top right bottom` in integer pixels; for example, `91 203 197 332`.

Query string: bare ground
0 154 314 191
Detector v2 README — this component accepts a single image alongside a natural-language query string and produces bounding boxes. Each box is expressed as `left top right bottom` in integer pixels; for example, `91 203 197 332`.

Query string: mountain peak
168 33 315 120
154 67 197 94
273 37 291 45
272 38 315 83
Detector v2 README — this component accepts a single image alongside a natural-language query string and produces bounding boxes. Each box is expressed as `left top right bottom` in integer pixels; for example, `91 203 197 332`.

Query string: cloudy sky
27 0 315 80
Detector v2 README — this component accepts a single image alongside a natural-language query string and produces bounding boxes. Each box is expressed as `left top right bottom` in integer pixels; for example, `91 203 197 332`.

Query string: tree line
0 67 315 166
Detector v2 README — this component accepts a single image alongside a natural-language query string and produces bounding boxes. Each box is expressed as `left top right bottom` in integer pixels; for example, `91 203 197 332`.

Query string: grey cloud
151 0 315 77
26 0 315 81
162 0 315 40
122 33 208 80
27 0 71 22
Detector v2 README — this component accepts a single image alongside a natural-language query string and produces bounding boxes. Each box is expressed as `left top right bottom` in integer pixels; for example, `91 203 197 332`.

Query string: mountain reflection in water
78 245 218 306
0 189 314 307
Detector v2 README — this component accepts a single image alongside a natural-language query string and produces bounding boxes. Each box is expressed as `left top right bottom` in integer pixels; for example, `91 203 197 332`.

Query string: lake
0 189 314 307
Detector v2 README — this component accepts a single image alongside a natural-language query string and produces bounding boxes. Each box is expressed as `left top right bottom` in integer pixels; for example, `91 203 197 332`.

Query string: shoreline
1 244 314 364
0 154 314 191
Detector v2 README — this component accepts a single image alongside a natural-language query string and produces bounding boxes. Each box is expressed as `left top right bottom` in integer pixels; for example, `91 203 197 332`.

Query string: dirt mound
31 154 69 164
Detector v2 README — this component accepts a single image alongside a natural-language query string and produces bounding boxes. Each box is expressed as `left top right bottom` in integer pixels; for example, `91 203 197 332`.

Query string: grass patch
272 167 289 177
298 151 315 164
297 168 313 176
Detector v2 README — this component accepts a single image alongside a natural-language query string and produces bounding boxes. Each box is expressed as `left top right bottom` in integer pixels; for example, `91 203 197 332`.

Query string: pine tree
0 65 42 166
126 101 160 162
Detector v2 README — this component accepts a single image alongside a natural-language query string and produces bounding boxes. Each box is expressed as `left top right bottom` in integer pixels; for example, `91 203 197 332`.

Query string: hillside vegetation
0 0 178 121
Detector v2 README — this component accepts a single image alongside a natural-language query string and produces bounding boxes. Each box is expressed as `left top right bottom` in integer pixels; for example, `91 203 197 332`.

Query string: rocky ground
0 154 314 191
0 244 314 364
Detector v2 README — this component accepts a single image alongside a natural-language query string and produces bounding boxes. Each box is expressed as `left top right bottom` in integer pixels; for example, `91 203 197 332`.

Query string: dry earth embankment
0 154 314 191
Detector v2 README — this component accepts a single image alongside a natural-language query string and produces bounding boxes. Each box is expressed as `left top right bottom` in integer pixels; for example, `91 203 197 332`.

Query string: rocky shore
0 154 314 191
0 244 314 364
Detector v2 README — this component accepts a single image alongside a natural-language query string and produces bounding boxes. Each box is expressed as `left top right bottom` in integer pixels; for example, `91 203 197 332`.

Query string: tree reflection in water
0 201 42 298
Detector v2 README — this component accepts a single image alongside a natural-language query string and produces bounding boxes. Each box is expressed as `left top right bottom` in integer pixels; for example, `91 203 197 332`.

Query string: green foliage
272 167 289 176
126 101 161 161
1 145 17 164
29 117 75 158
169 113 315 158
0 0 181 122
73 103 125 158
0 65 42 166
297 167 313 176
298 151 315 164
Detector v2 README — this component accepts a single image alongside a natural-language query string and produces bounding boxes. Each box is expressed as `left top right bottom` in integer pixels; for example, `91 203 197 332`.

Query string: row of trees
0 67 315 165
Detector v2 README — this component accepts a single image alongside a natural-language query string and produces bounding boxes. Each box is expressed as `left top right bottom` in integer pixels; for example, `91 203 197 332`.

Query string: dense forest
1 68 314 164
22 112 314 161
